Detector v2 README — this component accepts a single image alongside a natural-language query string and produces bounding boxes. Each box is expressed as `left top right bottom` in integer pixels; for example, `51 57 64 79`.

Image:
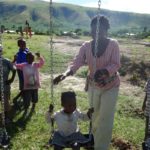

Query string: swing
0 33 10 148
46 105 94 149
46 0 102 149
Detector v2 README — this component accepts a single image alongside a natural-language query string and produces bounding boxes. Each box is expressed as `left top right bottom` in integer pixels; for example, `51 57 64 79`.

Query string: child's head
18 39 26 50
91 15 110 39
26 52 34 64
61 91 76 114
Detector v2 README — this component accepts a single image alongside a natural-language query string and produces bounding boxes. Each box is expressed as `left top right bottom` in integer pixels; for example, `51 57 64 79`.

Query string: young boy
12 39 29 107
0 44 16 123
45 91 93 150
15 52 44 112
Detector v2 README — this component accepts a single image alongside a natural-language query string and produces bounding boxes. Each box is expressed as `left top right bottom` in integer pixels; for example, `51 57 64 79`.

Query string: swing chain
0 32 6 127
90 0 102 134
49 0 54 107
93 0 101 78
98 0 101 14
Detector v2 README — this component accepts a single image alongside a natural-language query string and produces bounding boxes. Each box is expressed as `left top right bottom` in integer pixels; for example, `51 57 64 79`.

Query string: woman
53 15 121 150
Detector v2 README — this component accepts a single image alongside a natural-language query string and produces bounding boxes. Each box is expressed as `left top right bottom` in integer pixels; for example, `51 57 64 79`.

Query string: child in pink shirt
15 52 44 112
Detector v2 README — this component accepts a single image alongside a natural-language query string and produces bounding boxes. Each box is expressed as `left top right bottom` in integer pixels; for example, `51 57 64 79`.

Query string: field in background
1 33 150 149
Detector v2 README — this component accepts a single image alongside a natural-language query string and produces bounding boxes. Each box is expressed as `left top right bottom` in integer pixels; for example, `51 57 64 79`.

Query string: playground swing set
1 0 149 149
45 0 101 149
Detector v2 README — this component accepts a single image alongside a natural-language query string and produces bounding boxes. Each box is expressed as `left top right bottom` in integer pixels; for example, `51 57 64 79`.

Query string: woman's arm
142 94 147 111
53 42 87 84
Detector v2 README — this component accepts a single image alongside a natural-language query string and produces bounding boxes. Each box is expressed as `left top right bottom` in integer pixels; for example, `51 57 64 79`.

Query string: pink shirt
15 57 44 90
68 39 121 90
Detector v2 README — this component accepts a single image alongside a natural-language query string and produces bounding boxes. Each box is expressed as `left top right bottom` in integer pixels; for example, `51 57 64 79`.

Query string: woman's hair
61 91 76 104
91 15 110 30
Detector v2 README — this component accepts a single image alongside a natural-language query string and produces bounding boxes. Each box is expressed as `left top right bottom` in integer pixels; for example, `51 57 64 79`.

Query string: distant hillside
0 0 150 33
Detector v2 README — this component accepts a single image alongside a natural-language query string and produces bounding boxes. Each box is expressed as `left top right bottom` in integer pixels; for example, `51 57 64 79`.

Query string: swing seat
48 133 94 149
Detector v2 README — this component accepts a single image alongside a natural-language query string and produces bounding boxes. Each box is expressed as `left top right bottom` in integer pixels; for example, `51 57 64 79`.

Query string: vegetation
1 0 150 36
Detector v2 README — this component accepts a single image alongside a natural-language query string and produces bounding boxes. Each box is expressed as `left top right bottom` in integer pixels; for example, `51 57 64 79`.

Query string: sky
41 0 150 14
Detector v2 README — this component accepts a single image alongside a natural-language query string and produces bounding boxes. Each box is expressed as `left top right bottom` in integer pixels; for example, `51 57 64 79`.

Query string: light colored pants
88 86 119 150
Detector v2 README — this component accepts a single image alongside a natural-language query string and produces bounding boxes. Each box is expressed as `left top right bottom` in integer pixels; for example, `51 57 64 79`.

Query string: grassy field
1 33 150 149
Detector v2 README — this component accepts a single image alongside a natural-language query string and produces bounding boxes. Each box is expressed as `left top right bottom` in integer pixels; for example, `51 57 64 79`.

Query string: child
0 44 16 123
45 91 93 150
142 79 150 141
15 52 44 111
12 39 29 103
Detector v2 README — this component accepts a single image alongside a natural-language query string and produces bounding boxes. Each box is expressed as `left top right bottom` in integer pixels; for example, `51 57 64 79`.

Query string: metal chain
89 0 101 135
0 31 6 127
91 0 101 107
98 0 101 14
49 0 54 107
94 0 101 57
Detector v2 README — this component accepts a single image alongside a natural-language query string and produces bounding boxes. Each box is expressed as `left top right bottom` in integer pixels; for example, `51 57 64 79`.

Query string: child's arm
12 54 17 63
34 52 45 68
6 68 16 85
77 108 94 121
15 63 26 70
142 94 147 111
45 111 54 123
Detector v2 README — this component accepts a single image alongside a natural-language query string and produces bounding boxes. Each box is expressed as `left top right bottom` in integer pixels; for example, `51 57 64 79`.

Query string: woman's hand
53 74 66 85
94 69 109 86
53 70 73 85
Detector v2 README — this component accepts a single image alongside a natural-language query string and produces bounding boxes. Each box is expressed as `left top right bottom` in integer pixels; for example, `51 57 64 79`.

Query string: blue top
16 48 29 64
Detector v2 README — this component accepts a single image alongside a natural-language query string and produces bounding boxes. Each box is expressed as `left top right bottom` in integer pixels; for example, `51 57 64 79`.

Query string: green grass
0 33 147 149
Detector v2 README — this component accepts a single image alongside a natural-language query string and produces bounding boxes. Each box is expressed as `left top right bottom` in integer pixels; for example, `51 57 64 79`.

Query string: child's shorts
50 131 90 147
22 89 38 109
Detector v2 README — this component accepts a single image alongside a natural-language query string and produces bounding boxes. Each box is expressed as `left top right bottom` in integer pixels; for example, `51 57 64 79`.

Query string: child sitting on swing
45 91 93 150
12 39 29 106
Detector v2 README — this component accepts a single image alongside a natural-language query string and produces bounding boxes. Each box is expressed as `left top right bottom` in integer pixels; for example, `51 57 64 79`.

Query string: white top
45 109 89 136
144 79 150 116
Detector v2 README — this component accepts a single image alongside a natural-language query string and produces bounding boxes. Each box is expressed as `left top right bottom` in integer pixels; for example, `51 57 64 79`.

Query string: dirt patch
111 138 138 150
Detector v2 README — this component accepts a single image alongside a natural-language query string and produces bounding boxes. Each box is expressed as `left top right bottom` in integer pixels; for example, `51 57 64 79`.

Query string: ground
6 35 150 149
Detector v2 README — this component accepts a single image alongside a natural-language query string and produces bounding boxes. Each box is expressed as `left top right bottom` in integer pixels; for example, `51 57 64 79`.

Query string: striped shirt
68 38 121 90
144 79 150 116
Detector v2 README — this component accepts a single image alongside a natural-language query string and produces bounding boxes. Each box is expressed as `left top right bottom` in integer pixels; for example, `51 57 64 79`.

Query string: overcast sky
41 0 150 14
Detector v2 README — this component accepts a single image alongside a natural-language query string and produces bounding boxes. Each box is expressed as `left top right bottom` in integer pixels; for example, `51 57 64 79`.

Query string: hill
0 0 150 33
